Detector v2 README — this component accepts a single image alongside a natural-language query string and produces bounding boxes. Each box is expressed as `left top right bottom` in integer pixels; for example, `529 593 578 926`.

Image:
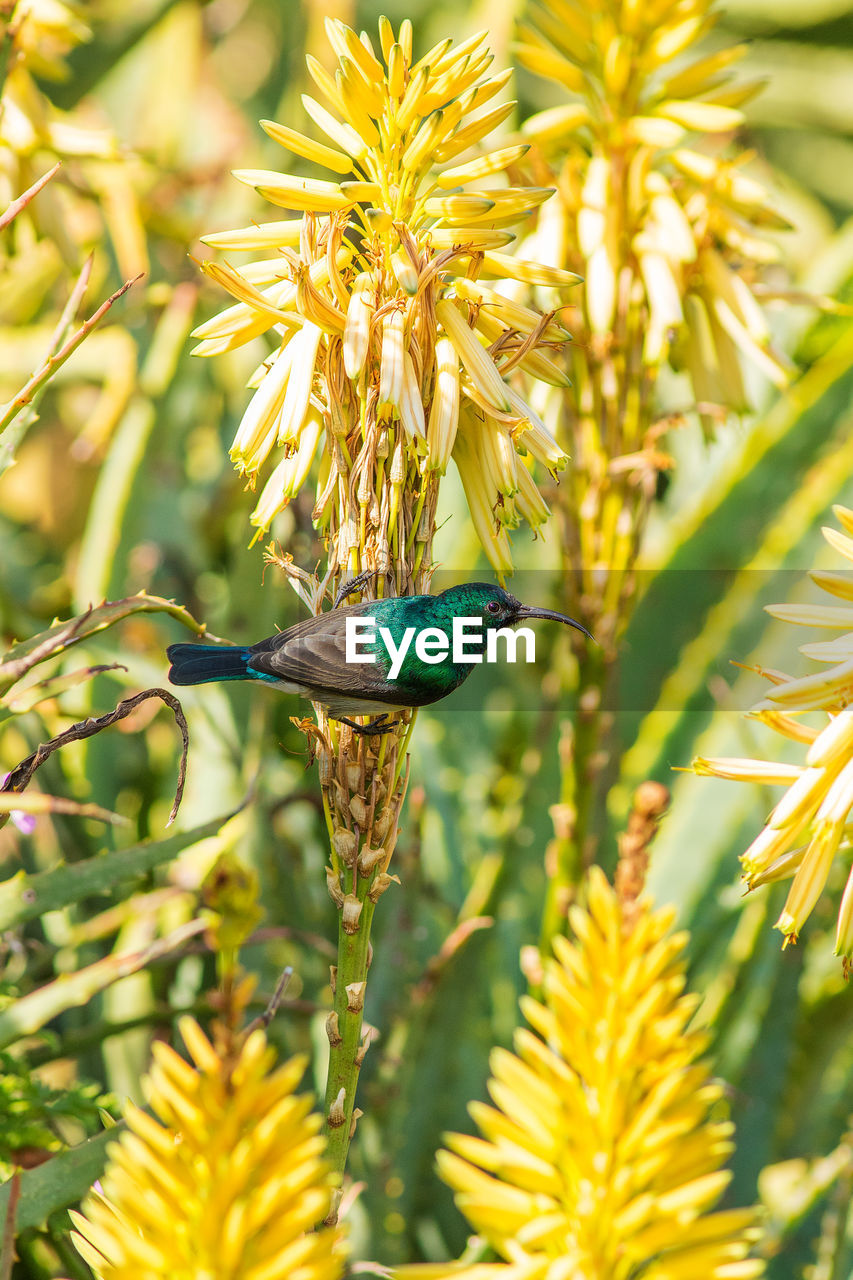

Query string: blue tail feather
167 643 251 685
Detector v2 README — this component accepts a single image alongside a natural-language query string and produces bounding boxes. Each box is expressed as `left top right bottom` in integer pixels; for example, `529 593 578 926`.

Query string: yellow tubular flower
516 0 803 953
512 0 792 650
0 0 109 179
70 1018 345 1280
691 507 853 961
399 868 763 1280
0 0 139 307
527 0 790 401
196 16 578 573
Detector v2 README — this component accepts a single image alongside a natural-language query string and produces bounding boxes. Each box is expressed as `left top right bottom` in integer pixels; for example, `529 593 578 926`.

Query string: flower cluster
71 1018 344 1280
1 0 97 167
0 0 140 362
419 868 763 1280
1 0 118 213
195 16 579 577
693 506 853 959
516 0 789 428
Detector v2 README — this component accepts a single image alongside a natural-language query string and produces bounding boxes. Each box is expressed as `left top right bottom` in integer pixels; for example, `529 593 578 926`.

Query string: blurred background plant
71 856 347 1280
408 861 766 1280
1 0 853 1277
506 0 851 949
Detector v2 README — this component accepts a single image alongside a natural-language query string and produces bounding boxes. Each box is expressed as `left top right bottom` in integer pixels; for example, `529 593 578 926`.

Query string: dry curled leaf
1 687 189 830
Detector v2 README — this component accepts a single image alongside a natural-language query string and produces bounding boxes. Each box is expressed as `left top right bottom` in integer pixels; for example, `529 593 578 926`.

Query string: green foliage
2 0 853 1277
0 1128 122 1237
0 1052 116 1182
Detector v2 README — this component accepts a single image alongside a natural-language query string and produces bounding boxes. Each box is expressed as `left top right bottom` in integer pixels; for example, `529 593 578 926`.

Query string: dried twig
0 1172 19 1280
0 273 143 438
245 966 295 1035
1 687 189 826
0 793 127 826
0 162 61 232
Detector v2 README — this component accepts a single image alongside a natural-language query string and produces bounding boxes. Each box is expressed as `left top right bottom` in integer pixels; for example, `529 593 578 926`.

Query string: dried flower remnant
71 1017 344 1280
416 868 763 1280
692 507 853 961
194 16 580 578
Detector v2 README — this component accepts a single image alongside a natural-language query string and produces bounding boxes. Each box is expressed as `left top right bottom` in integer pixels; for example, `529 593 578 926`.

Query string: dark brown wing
246 601 398 700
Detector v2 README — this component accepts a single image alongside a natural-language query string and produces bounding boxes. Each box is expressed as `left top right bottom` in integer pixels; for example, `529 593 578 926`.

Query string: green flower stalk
396 866 764 1280
512 0 794 941
195 14 572 1195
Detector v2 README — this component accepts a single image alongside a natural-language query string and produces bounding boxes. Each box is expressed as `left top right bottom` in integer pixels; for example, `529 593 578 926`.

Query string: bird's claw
333 568 377 609
334 713 400 736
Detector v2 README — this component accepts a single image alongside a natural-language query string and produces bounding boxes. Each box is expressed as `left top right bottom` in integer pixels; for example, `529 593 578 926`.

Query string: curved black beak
513 605 595 642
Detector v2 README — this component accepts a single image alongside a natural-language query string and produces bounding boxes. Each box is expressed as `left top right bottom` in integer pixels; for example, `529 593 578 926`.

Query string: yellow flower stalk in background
515 0 790 639
513 0 797 949
195 14 579 577
71 1016 344 1280
0 0 138 274
692 506 853 960
412 867 763 1280
1 0 113 182
0 1 148 468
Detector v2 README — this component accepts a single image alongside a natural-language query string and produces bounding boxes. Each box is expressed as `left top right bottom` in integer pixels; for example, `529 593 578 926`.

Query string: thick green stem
323 892 376 1182
318 721 409 1213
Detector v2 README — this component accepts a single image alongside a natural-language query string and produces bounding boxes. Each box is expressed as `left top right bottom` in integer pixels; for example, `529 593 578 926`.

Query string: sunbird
167 581 591 733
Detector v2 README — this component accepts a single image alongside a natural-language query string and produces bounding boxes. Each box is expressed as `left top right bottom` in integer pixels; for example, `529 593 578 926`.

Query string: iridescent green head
433 583 592 638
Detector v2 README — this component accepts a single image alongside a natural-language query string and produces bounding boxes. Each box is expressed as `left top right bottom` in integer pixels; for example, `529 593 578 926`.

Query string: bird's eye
487 600 501 614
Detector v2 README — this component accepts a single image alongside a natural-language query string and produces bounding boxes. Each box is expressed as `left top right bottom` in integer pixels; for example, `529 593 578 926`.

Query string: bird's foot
333 568 377 609
334 713 400 736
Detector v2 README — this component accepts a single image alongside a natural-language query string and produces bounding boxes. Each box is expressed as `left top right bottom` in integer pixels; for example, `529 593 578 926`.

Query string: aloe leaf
0 918 206 1051
0 1127 122 1234
0 811 234 932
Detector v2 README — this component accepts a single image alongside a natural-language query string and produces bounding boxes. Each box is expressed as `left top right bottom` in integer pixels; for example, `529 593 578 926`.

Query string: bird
167 580 591 734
